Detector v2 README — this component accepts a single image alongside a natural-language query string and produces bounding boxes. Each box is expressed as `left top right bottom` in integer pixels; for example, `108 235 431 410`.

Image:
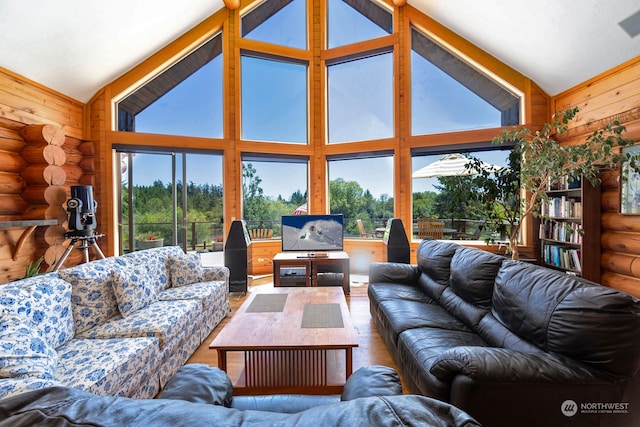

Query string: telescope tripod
52 232 105 272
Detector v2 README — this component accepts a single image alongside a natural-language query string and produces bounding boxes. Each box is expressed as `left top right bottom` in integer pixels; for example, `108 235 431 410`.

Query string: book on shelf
541 243 582 273
546 175 582 191
540 197 581 218
539 221 583 243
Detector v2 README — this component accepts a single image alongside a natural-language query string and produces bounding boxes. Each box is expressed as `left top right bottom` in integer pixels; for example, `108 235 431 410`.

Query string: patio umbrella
412 153 503 228
412 153 501 178
293 203 307 215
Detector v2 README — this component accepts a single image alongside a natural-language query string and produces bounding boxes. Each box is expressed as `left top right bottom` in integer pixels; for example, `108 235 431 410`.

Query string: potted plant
136 233 164 249
469 106 635 260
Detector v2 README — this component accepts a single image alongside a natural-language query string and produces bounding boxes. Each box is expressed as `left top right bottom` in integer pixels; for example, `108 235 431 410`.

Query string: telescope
52 185 105 271
67 185 98 235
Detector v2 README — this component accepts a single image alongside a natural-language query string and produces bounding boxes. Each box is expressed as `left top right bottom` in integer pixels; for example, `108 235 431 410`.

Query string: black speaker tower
224 220 250 293
383 218 410 264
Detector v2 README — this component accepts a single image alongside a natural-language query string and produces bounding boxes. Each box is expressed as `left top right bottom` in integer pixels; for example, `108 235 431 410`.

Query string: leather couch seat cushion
368 282 434 306
377 299 471 350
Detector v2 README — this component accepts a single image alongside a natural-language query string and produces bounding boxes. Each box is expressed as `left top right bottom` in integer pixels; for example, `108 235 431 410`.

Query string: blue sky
125 0 510 200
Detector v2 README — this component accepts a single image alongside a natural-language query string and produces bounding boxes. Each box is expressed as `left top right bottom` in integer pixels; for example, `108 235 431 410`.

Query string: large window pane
411 28 520 135
241 56 308 143
118 151 223 254
242 0 306 50
327 53 393 143
327 156 393 239
411 149 511 241
328 0 392 48
118 35 223 138
242 156 308 238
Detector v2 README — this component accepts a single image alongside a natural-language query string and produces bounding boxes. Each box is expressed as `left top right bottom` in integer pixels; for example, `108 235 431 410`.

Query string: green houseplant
469 106 635 260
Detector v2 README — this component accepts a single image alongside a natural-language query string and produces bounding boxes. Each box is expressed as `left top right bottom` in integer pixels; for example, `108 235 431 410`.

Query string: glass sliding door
117 149 223 254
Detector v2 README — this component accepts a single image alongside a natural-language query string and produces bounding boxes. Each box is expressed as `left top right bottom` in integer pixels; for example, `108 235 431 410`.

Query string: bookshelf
539 176 601 282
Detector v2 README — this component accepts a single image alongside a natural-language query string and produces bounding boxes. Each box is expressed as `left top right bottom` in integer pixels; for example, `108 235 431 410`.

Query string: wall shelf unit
539 177 601 282
0 219 59 261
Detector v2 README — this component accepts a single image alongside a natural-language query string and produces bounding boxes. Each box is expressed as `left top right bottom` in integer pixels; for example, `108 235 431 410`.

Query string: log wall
553 57 640 297
0 68 90 283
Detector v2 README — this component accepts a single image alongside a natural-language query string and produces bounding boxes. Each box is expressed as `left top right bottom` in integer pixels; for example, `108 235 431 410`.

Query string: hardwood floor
187 275 407 392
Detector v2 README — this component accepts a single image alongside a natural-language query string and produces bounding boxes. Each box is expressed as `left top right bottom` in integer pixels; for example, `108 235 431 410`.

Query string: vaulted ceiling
0 0 638 103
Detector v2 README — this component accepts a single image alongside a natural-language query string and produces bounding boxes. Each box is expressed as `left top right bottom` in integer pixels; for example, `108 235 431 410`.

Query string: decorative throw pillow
111 264 158 317
0 275 74 348
58 258 127 334
167 252 204 287
0 313 58 380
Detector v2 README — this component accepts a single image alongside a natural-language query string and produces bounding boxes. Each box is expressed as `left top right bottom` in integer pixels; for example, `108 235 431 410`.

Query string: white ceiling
0 0 639 103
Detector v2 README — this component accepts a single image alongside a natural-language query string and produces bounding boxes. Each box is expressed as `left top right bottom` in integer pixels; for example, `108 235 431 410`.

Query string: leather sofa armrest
202 266 230 282
341 365 403 400
158 364 233 406
368 262 420 285
430 347 604 383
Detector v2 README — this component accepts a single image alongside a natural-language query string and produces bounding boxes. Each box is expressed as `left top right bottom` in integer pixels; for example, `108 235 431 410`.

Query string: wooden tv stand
272 251 350 294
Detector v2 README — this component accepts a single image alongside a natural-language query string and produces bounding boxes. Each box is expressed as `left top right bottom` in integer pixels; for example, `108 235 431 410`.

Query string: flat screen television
281 214 344 253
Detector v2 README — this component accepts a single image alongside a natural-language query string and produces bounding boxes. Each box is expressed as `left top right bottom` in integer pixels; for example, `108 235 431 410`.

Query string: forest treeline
121 164 485 245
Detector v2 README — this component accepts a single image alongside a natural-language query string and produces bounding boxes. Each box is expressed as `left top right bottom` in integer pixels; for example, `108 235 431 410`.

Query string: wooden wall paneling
87 89 112 257
0 150 27 173
0 171 26 195
553 57 640 297
19 123 70 271
0 69 87 282
0 68 83 140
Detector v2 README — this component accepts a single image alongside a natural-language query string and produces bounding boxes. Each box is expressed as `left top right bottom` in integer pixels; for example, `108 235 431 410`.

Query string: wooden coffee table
209 287 358 395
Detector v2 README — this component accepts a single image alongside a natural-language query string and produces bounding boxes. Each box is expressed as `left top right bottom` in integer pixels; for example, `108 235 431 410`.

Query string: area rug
246 293 288 312
301 303 344 328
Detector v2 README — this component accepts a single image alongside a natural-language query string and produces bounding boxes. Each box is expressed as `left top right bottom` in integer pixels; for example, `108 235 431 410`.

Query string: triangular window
242 0 307 49
327 0 392 48
411 27 520 135
117 34 223 138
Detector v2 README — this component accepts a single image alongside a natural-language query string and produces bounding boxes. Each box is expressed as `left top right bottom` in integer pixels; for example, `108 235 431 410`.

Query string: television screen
281 214 344 252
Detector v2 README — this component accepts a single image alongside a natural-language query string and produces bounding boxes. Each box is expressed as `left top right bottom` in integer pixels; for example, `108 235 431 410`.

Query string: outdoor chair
249 228 273 239
417 218 444 239
356 219 377 238
459 223 485 240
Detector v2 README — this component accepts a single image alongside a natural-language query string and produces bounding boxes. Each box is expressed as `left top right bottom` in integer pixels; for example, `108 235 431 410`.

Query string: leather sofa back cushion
417 240 458 286
494 261 640 377
449 247 504 309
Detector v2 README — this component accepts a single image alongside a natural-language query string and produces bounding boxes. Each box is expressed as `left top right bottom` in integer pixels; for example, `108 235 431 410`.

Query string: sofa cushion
377 299 471 348
0 377 63 400
449 247 503 309
416 240 459 287
0 275 74 348
111 264 158 317
437 247 504 330
167 252 204 287
494 260 640 376
56 337 160 396
75 299 201 349
162 279 231 342
59 258 128 334
123 246 184 294
0 314 58 380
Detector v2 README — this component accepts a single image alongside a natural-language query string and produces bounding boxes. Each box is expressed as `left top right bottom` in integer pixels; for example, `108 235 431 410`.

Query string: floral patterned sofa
0 246 231 401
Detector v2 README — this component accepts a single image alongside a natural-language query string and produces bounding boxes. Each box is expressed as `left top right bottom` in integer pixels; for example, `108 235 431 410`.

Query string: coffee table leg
217 349 227 371
345 348 353 378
